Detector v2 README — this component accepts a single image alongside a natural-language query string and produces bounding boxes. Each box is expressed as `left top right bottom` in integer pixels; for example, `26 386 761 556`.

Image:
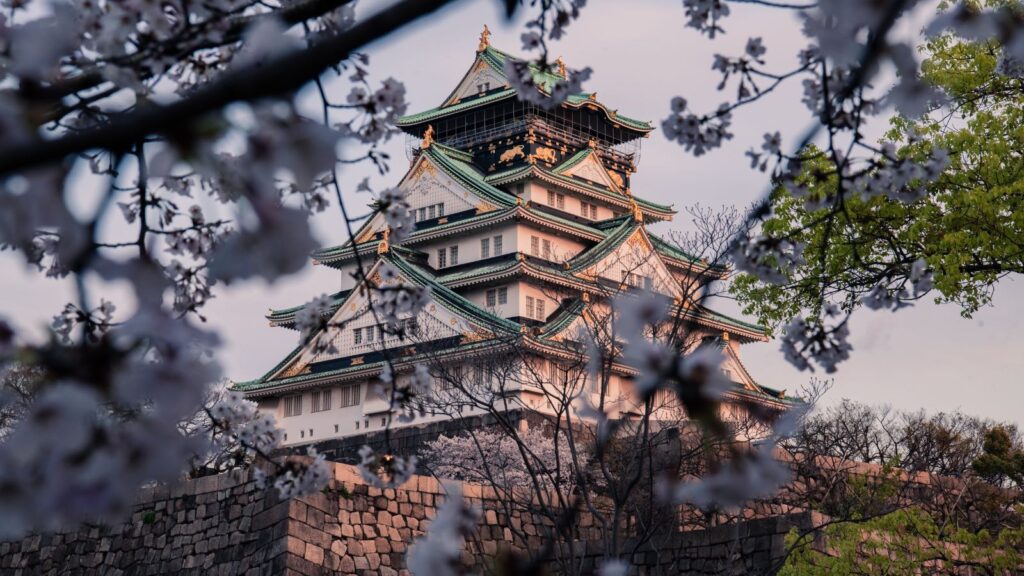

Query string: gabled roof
236 247 522 391
418 142 517 209
536 297 588 339
566 217 642 273
385 247 521 335
395 45 653 134
700 335 801 406
267 289 351 329
553 147 624 193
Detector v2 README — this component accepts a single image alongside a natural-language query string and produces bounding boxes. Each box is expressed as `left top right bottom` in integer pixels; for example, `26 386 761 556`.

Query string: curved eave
234 338 515 397
311 241 379 268
489 166 674 222
676 305 768 343
423 145 518 209
266 290 351 329
314 205 606 270
562 95 654 133
396 89 519 128
396 88 654 137
566 218 638 273
386 250 522 335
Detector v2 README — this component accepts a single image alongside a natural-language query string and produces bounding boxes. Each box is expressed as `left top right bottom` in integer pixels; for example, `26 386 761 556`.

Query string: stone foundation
0 461 816 575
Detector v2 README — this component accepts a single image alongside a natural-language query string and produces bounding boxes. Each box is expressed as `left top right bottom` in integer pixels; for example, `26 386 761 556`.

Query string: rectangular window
536 299 546 320
403 317 419 336
515 182 525 196
498 287 508 305
542 239 552 260
486 289 497 307
283 395 303 417
644 276 654 290
481 238 490 259
450 245 459 266
493 235 503 255
437 248 447 269
531 236 539 256
548 190 555 205
428 205 436 219
366 325 375 342
556 193 565 210
418 207 427 222
581 201 590 217
312 389 332 412
339 384 360 407
590 204 598 219
438 203 445 217
353 327 362 345
525 296 535 319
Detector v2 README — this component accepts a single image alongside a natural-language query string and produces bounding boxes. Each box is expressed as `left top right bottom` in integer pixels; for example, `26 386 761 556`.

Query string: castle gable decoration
556 148 623 193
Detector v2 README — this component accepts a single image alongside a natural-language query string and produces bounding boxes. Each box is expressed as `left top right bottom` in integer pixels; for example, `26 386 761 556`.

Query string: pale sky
2 0 1021 425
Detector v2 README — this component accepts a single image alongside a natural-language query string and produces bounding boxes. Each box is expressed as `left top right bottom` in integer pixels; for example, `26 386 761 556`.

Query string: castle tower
233 33 796 449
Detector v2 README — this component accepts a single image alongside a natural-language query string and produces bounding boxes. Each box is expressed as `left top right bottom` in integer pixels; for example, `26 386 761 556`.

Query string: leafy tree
780 508 1024 575
972 426 1024 488
733 1 1024 330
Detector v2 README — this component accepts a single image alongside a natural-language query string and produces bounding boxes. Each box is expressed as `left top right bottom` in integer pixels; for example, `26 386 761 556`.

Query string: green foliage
972 426 1024 487
780 508 1024 575
732 5 1024 329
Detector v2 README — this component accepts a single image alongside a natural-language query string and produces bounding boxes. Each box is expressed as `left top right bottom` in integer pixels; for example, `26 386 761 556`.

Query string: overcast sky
2 0 1021 425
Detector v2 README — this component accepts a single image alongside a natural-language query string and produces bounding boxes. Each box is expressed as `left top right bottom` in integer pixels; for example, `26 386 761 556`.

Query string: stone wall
0 470 292 575
0 461 813 575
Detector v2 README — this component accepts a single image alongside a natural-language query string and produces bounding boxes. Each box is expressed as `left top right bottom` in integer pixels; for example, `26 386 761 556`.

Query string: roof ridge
423 146 517 208
386 251 521 334
567 218 640 272
538 297 587 338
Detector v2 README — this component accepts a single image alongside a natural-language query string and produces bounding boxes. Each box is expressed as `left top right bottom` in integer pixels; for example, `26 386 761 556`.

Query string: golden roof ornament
377 227 391 254
587 138 597 149
630 199 643 222
721 330 730 342
555 56 567 79
421 124 434 149
588 92 598 101
581 292 591 303
478 24 491 52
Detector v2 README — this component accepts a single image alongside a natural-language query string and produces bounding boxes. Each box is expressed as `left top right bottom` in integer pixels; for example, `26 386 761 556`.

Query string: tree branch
0 0 463 175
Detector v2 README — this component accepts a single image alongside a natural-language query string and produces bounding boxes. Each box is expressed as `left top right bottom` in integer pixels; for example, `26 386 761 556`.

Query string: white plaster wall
418 224 513 269
268 377 495 447
517 282 563 322
461 283 520 319
271 384 369 445
512 224 587 263
528 182 624 221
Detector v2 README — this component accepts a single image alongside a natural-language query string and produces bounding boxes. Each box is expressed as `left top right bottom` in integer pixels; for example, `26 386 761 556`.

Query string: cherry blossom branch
0 0 461 176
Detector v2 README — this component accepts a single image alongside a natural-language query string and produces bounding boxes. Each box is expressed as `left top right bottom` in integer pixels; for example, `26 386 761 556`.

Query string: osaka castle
232 29 796 451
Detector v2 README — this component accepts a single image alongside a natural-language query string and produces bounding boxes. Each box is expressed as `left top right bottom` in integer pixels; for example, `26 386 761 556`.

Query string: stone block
303 543 324 565
330 540 347 557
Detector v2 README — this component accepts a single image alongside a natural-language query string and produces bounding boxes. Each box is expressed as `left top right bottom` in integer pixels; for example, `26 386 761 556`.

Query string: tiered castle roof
235 32 796 411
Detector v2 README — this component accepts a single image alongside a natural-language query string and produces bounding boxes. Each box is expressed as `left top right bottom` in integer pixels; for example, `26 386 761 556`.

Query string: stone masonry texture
0 461 814 575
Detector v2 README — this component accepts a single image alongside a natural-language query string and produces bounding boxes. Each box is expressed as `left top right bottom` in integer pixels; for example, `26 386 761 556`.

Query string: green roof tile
396 46 653 133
